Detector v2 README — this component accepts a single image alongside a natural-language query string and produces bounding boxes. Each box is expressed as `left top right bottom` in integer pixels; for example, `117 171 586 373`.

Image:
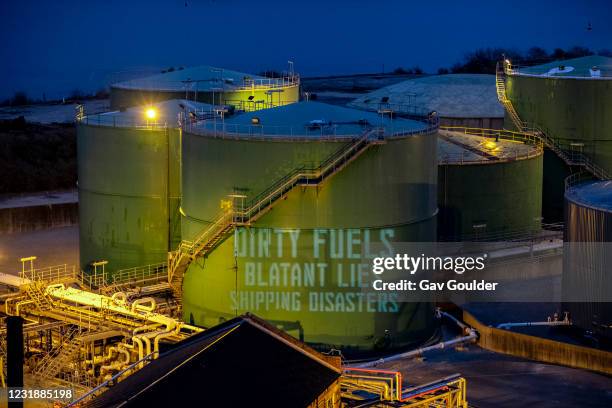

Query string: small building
86 314 342 407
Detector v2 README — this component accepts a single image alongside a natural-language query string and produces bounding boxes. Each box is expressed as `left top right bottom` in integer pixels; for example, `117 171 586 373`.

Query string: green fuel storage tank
505 55 612 175
110 65 300 112
77 100 209 274
179 101 439 353
437 128 543 240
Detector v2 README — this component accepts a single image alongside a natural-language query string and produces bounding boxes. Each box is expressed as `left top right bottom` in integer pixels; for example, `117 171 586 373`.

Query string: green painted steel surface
110 84 300 111
180 131 438 351
438 155 543 239
77 124 181 273
515 55 612 78
506 74 612 174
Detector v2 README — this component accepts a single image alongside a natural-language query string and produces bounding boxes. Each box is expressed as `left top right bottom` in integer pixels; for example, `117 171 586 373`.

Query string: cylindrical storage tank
437 129 543 240
76 100 199 274
110 65 300 112
563 180 612 341
506 56 612 175
349 74 505 129
180 101 439 353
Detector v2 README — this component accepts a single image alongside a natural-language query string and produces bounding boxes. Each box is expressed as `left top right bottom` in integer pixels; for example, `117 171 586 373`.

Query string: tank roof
438 130 541 163
511 55 612 79
348 74 504 118
82 99 214 127
111 65 265 92
194 101 430 138
566 180 612 211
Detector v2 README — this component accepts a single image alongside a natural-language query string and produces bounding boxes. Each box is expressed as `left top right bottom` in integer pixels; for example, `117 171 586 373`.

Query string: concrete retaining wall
463 310 612 375
0 202 78 233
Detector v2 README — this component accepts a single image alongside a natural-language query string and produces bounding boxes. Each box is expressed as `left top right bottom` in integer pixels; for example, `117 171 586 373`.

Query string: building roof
111 65 265 92
81 99 214 128
86 314 341 408
348 74 504 118
438 130 541 164
511 55 612 79
194 101 430 138
566 180 612 212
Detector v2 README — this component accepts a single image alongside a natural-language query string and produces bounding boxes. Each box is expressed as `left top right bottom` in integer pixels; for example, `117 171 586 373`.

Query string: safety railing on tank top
564 170 596 192
352 101 439 121
183 109 439 141
234 75 300 90
438 126 543 164
77 113 171 129
504 61 611 79
222 99 296 112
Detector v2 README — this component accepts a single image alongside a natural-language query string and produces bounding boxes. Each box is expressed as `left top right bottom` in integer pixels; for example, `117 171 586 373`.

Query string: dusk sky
1 0 610 100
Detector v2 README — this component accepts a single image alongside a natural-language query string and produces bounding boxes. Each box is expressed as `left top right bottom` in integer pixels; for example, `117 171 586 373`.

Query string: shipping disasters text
230 228 399 313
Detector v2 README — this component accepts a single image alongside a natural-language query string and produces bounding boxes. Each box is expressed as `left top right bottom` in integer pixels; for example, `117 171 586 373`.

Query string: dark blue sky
1 0 610 100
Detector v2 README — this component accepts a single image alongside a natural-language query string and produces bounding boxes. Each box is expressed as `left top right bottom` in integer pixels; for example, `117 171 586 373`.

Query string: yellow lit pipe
131 297 156 313
132 336 144 363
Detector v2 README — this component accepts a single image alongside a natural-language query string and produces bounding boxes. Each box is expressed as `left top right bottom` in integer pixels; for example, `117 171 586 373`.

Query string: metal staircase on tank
23 280 54 311
495 61 610 180
167 128 386 300
34 325 83 381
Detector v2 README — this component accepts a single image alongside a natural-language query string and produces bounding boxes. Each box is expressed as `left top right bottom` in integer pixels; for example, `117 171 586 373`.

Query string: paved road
381 344 612 408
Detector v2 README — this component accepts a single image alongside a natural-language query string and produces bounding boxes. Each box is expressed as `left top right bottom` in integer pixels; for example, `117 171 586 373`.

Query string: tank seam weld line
78 186 164 200
179 208 440 230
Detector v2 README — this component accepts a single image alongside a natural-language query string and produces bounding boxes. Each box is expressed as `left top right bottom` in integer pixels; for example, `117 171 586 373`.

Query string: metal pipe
111 292 127 305
353 311 478 369
497 320 571 330
131 336 144 362
152 327 178 358
100 346 130 375
131 297 156 313
15 300 35 316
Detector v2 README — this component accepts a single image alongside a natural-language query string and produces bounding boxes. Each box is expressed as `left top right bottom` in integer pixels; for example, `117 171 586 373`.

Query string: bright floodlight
146 108 156 119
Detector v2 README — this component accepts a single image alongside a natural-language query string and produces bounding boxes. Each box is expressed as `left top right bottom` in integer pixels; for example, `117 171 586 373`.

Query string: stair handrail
236 128 381 223
168 127 384 283
496 61 610 180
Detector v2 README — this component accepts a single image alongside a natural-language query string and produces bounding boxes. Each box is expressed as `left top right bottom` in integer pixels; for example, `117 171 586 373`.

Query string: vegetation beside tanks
0 117 76 194
445 46 611 75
